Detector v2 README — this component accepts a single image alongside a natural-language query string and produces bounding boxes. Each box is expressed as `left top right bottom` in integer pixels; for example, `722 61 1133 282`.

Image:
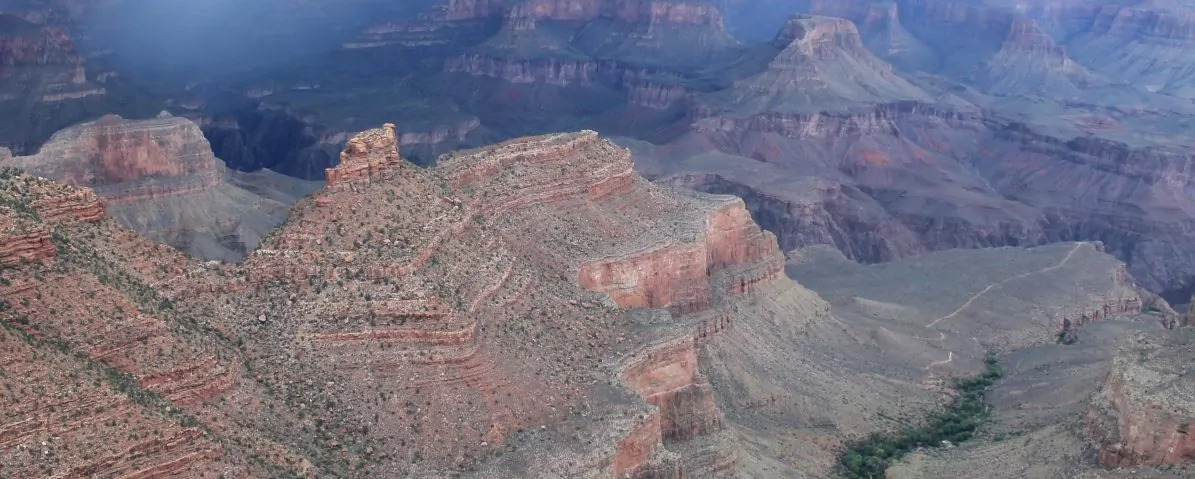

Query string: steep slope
3 124 1191 477
809 0 938 72
1086 328 1195 468
568 0 745 69
0 170 305 478
703 14 933 115
811 0 1102 98
1065 3 1195 99
7 113 320 261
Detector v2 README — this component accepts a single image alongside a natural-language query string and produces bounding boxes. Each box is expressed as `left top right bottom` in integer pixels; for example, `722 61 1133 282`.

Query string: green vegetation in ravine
839 351 1004 478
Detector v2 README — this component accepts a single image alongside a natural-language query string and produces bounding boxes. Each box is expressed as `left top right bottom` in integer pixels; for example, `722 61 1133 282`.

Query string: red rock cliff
10 113 221 204
1085 330 1195 468
576 193 784 314
324 123 403 186
0 13 103 102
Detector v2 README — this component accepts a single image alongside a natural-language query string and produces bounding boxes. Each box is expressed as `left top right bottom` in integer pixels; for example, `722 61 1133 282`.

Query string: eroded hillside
3 126 1191 477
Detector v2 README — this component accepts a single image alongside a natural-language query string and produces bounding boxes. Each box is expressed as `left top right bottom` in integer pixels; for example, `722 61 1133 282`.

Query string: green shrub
838 351 1003 478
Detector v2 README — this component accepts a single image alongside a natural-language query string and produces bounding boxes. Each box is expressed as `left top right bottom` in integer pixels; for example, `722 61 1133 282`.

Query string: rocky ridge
0 171 285 478
232 124 805 476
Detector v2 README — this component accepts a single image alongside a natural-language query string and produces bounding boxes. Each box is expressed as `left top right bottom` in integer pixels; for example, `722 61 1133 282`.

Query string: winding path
925 351 953 370
925 243 1085 328
920 243 1086 374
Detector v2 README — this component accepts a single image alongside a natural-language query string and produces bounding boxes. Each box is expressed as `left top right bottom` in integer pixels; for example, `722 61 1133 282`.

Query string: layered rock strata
8 113 319 261
0 13 104 103
5 118 1187 476
0 173 288 478
1086 329 1195 468
0 169 107 268
236 124 797 476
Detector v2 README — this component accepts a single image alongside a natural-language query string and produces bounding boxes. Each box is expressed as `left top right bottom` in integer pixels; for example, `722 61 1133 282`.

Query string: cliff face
9 114 320 261
626 75 691 109
577 198 782 314
434 0 727 26
444 53 608 85
323 123 403 186
0 216 54 267
1086 329 1195 468
0 13 104 103
422 0 742 90
1064 3 1195 97
13 113 218 193
660 172 927 262
810 0 938 71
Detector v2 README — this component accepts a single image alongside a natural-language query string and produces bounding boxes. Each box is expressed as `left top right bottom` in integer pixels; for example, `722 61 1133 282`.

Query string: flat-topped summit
7 115 319 262
18 114 219 187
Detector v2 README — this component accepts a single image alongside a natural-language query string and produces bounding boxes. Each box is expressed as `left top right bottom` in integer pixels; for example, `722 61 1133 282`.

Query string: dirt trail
925 243 1085 328
925 351 953 370
921 243 1085 372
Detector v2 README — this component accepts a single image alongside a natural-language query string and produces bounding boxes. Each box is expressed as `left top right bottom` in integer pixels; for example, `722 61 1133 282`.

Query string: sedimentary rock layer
9 114 319 261
1086 329 1195 468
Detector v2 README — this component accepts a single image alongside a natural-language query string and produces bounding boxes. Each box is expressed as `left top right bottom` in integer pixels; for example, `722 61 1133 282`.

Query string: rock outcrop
235 124 802 476
810 0 938 71
12 113 219 199
324 123 403 186
578 197 782 314
8 114 320 261
702 14 932 116
0 13 104 103
0 217 53 267
1086 329 1195 468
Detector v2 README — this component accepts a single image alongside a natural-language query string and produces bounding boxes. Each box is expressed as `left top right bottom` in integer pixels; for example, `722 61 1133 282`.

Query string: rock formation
0 13 104 103
3 121 1193 477
611 5 1195 305
230 124 801 476
703 14 932 115
324 123 403 186
1086 329 1195 468
7 113 320 261
5 0 1195 310
1066 3 1195 98
809 0 938 71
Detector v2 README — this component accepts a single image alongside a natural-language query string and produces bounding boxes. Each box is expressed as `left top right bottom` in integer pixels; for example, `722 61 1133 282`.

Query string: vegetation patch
839 351 1003 478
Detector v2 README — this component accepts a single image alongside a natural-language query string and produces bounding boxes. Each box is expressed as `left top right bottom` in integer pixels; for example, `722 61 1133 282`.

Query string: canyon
29 0 1188 304
0 122 1189 477
0 0 1194 477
